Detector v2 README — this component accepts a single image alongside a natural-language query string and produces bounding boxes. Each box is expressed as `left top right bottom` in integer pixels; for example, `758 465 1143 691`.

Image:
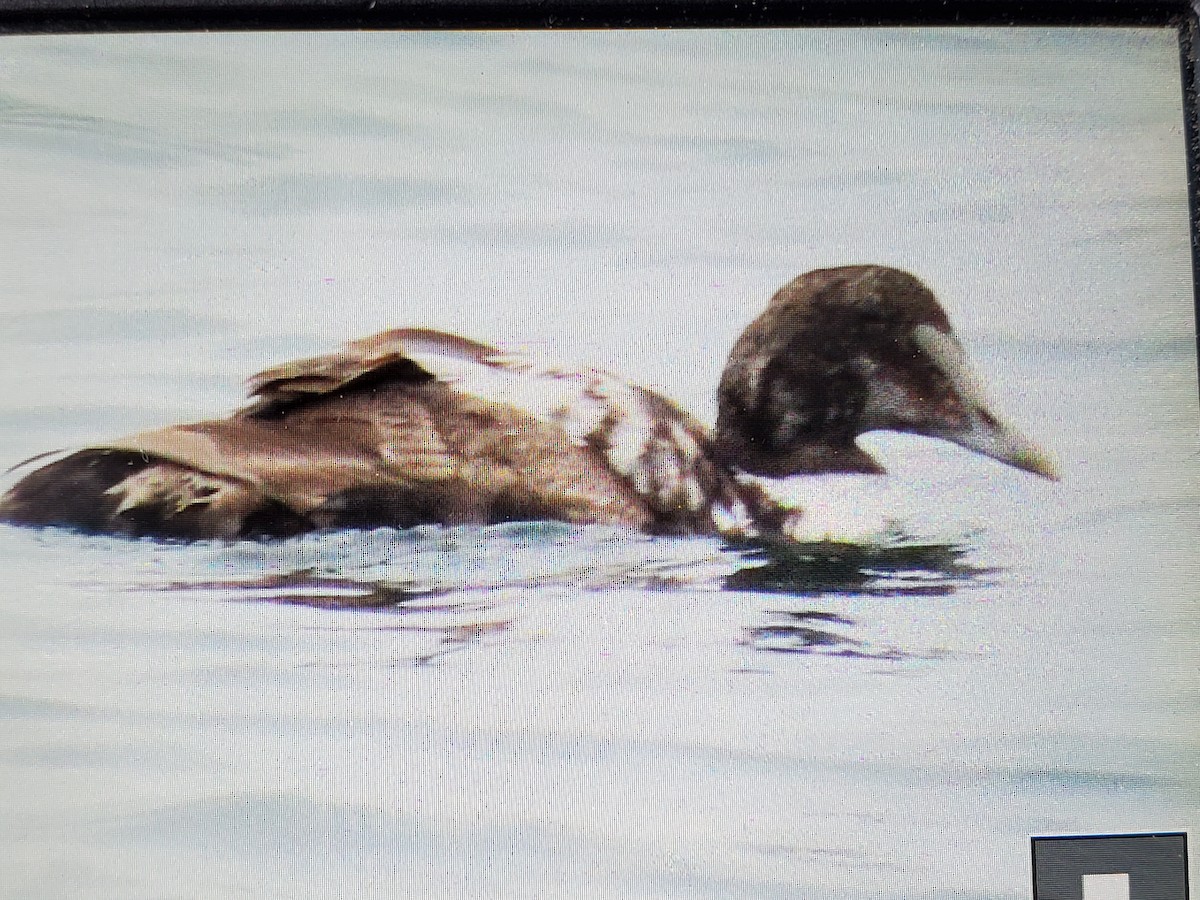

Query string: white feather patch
668 421 701 464
712 499 756 536
589 378 656 479
402 346 607 446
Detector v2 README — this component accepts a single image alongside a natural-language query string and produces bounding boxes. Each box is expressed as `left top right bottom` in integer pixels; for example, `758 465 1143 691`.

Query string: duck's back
0 329 776 540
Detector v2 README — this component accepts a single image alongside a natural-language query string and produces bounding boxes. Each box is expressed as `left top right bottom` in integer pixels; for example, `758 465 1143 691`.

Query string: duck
0 265 1057 541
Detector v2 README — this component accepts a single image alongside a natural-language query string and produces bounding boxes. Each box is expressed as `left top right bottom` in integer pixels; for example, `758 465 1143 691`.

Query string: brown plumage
0 266 1057 541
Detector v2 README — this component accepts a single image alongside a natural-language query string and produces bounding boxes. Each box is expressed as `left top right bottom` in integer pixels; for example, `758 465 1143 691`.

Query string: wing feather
245 328 499 408
107 417 393 512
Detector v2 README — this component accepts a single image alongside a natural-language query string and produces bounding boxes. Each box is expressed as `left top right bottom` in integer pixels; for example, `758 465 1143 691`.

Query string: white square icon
1082 873 1131 900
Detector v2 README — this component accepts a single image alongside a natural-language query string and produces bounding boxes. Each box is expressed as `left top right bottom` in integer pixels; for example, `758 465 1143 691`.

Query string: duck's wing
242 327 499 415
190 329 784 536
0 409 412 539
0 331 656 538
245 327 737 524
0 329 780 539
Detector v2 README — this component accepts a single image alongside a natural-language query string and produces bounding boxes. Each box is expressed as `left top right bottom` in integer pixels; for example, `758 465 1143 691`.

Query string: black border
0 2 1195 895
1031 832 1191 900
0 0 1193 32
1180 10 1200 336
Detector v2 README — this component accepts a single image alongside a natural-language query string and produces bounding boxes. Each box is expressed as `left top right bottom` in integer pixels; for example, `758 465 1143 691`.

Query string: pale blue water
0 29 1197 899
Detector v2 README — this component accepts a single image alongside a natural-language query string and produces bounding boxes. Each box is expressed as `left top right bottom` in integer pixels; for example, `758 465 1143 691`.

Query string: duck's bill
943 409 1060 481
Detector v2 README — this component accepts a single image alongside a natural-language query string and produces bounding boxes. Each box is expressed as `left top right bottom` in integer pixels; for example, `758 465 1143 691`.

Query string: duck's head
713 265 1058 481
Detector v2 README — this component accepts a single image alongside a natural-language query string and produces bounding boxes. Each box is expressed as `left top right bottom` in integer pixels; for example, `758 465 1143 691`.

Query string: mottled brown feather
246 328 497 407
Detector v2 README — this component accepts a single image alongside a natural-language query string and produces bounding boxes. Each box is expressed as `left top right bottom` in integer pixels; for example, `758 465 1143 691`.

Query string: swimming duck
0 265 1056 541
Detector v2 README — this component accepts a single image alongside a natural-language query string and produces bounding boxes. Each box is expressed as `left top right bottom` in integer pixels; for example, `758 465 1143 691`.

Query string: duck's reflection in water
151 531 993 668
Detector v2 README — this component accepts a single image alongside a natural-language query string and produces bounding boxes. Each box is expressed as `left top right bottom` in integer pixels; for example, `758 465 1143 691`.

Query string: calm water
0 30 1197 899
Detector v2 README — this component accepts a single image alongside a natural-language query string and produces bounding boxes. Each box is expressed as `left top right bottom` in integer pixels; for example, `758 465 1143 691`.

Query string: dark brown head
713 265 1058 480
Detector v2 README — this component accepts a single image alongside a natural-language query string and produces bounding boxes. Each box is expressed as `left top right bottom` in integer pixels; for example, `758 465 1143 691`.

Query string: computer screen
0 21 1194 900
